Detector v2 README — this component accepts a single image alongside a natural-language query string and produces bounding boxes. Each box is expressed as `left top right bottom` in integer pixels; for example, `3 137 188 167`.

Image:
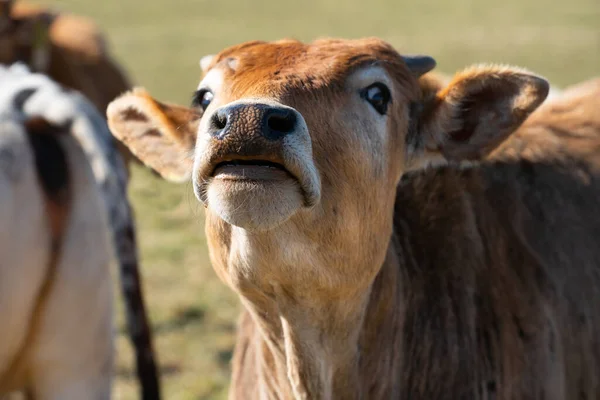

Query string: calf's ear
107 88 201 182
415 65 549 163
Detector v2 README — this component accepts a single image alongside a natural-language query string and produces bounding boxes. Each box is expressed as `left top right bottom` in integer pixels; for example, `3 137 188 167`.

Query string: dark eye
192 89 214 111
360 83 391 115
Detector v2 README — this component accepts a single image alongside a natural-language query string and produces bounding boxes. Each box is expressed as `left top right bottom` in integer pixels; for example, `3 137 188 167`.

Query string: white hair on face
197 66 225 93
199 54 215 73
343 65 396 174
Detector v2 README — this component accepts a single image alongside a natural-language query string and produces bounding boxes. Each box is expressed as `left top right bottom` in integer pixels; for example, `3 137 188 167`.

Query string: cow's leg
23 266 114 400
23 247 114 400
23 262 114 400
25 371 112 400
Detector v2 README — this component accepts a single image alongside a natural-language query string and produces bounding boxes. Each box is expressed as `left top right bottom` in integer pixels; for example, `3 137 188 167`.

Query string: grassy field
32 0 600 398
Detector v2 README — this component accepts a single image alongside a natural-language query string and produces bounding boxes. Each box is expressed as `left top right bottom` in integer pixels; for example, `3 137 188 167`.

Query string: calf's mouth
211 158 293 181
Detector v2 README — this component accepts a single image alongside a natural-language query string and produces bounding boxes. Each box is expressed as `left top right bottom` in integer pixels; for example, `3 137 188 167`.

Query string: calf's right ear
414 65 549 164
107 88 201 182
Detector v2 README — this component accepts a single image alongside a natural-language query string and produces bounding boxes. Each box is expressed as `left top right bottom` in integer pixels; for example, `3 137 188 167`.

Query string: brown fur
107 38 599 399
425 73 600 167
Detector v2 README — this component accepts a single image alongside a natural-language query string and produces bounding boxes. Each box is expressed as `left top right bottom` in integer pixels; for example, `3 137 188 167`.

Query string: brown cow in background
0 0 138 168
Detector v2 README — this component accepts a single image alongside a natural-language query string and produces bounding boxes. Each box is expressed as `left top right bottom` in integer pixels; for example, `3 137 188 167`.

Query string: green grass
32 0 600 398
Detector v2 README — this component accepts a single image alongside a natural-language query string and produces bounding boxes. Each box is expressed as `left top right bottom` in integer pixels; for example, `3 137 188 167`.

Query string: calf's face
190 39 437 231
108 38 548 290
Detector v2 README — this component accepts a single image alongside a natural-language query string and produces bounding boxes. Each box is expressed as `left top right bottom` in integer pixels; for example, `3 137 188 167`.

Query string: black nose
208 103 297 141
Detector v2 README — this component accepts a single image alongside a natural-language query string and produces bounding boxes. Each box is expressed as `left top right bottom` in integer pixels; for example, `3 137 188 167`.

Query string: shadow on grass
118 305 206 335
216 349 234 368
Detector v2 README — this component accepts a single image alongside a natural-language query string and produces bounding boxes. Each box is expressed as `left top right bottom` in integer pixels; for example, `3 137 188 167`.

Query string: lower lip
212 164 292 181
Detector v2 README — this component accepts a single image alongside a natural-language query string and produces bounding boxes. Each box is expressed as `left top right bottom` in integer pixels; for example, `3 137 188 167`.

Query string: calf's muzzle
208 102 299 142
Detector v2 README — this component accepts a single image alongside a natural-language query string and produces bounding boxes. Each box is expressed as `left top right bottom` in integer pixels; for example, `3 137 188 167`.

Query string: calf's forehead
202 38 418 99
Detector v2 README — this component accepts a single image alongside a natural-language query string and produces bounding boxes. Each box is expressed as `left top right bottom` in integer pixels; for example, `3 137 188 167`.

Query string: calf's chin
205 178 305 231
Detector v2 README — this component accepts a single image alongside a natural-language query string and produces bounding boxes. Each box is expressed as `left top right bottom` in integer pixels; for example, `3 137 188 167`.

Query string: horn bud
402 55 437 77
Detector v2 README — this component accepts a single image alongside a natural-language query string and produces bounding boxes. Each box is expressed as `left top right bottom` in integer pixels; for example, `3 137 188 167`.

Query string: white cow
0 64 161 399
0 65 114 398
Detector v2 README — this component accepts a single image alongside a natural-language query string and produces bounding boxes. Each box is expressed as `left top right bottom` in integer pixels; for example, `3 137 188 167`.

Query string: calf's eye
361 83 391 115
192 89 214 111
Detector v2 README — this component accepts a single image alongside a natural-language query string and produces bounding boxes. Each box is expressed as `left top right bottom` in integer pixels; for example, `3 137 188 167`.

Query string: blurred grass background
31 0 600 398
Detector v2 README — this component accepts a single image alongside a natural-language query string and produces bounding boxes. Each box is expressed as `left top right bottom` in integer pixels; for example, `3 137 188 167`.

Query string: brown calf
108 38 599 399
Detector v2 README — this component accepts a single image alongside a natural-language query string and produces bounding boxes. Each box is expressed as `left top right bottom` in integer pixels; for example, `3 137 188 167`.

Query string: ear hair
410 64 549 164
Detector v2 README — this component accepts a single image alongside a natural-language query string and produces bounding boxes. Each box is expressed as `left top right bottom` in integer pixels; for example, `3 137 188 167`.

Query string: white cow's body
0 64 161 400
0 65 115 398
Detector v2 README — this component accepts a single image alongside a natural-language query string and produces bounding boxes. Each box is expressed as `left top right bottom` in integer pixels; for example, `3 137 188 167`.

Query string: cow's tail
113 205 161 400
63 92 162 400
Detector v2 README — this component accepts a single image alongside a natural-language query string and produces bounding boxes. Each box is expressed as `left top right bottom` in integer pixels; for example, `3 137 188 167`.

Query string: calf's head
108 38 548 294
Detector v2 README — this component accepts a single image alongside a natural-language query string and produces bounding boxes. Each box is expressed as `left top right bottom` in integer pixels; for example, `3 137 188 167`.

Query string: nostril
211 109 228 131
266 110 296 134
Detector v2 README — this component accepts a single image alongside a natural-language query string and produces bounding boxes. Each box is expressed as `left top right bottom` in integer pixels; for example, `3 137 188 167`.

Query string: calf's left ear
107 88 201 182
418 65 549 161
